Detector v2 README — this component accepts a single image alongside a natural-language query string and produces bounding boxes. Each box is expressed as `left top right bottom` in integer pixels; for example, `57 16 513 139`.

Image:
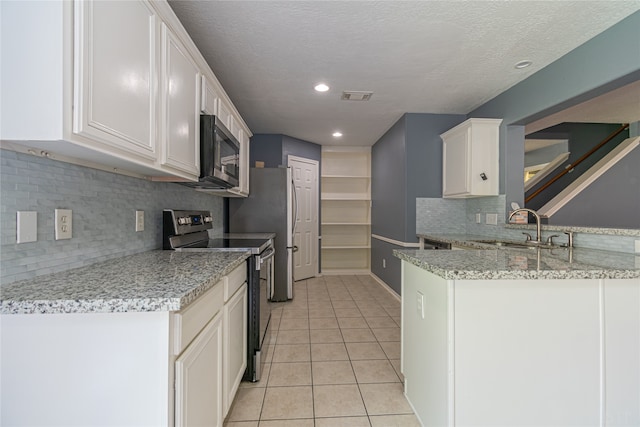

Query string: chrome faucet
509 208 542 244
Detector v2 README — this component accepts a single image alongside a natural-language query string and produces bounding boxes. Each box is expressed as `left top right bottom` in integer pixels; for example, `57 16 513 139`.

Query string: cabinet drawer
224 263 247 302
173 281 224 356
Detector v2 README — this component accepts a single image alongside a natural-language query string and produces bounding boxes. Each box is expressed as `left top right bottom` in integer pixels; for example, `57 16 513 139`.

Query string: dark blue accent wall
250 134 322 167
371 113 465 294
249 134 283 168
282 135 322 165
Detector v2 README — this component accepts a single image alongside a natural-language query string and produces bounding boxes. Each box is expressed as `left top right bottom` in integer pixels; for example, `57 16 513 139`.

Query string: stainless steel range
163 209 273 382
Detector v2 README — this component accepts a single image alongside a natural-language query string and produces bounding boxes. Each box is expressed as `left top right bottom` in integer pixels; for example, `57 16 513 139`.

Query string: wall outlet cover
55 209 72 240
486 213 498 225
635 240 640 253
17 211 37 244
475 213 481 223
135 210 144 232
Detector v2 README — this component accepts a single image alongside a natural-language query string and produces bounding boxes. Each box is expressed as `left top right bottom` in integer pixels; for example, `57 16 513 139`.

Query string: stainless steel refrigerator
229 167 295 301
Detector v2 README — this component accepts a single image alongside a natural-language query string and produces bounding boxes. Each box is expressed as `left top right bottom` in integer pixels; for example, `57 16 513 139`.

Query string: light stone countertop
0 250 250 315
400 234 640 280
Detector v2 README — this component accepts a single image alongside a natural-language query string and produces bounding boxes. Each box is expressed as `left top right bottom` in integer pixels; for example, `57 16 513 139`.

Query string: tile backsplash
0 149 224 284
417 195 639 254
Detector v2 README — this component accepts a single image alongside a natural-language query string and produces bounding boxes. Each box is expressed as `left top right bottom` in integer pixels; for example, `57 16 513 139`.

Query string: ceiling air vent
341 91 373 101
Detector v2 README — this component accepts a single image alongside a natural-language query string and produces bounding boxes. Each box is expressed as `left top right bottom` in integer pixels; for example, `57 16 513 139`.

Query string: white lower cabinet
175 311 223 427
0 263 249 427
401 261 640 427
223 283 248 415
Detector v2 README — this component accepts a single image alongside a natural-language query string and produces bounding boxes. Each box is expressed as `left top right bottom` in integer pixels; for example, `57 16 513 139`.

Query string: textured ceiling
168 1 640 146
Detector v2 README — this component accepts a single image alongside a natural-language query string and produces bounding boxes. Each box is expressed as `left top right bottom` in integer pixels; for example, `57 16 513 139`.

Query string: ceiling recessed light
515 60 533 69
314 83 330 92
332 132 343 137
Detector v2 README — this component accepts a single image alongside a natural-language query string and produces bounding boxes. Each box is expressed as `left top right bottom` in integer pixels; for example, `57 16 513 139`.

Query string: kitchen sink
469 239 558 249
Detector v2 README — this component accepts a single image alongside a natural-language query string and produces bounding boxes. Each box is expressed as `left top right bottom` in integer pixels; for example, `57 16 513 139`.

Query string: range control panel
164 209 213 236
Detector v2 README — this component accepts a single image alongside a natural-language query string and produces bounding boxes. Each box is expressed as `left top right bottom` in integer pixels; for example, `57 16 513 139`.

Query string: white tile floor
224 275 420 427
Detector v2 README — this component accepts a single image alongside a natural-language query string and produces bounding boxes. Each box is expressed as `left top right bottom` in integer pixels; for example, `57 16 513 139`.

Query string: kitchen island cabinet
396 249 639 427
0 251 249 427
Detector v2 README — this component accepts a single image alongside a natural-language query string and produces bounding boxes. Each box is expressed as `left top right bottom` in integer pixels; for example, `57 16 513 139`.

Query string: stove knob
177 217 188 225
204 216 213 223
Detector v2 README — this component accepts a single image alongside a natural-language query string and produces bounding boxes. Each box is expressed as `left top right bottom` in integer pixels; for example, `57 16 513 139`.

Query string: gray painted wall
469 11 640 213
371 116 407 241
370 113 465 294
524 142 569 168
0 149 224 284
547 145 640 229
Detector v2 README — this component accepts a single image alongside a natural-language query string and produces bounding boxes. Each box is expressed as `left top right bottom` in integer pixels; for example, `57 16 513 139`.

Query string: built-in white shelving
321 148 371 274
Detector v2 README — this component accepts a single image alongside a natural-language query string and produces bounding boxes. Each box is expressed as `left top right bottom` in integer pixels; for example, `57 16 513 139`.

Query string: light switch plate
475 213 481 223
135 210 144 232
55 209 72 240
635 240 640 253
417 291 424 319
17 211 37 243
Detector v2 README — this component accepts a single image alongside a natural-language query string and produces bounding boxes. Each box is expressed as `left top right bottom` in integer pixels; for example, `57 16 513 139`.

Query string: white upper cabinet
201 76 220 115
160 23 200 176
1 0 251 189
441 118 502 198
73 0 158 161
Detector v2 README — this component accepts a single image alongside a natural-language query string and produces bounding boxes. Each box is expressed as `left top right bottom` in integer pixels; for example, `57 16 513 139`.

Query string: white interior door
288 156 319 281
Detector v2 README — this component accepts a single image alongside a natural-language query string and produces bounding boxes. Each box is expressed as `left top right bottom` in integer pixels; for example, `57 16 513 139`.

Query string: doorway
288 155 319 280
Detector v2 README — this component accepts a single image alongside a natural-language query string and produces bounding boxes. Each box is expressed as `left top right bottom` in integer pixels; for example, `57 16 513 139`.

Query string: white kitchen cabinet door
441 118 501 198
175 311 224 427
201 75 220 115
604 278 640 426
217 98 234 134
237 128 251 195
73 0 158 161
161 23 200 177
223 283 248 416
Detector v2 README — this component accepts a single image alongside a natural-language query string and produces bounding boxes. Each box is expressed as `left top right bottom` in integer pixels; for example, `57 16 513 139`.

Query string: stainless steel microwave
183 115 240 189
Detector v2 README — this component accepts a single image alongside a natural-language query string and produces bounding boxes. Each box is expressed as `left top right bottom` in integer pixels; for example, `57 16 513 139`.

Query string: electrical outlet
382 258 386 268
475 213 481 223
635 240 640 253
135 210 144 232
17 211 37 243
416 291 425 319
486 213 498 225
55 209 72 240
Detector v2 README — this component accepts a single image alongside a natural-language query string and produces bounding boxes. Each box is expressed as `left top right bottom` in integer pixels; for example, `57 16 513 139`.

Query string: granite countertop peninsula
399 234 640 280
0 250 250 315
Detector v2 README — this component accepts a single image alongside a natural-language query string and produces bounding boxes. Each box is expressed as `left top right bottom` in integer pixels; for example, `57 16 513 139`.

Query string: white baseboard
321 269 371 276
370 272 401 302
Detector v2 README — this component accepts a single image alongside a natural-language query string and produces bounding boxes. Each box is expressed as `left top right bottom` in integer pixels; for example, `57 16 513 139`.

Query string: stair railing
525 123 629 204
